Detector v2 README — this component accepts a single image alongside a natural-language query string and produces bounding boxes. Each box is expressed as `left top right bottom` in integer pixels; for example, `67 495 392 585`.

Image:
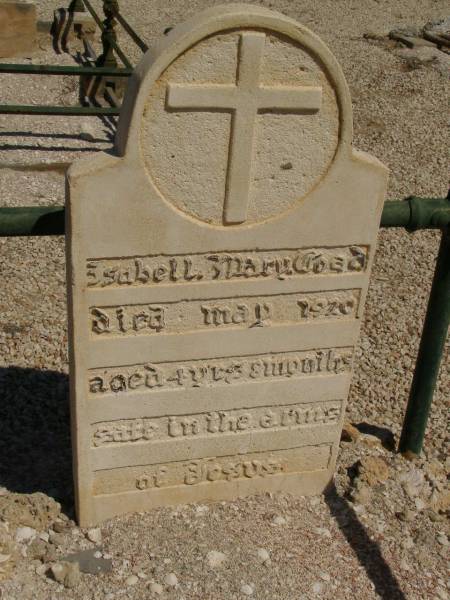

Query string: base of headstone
0 1 37 58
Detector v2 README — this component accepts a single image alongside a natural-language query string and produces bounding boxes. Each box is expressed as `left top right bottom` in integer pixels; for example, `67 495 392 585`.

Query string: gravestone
67 4 388 526
0 1 36 58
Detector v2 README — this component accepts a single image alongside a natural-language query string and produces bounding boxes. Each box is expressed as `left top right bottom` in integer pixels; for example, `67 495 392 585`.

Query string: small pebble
206 550 227 568
164 572 178 587
241 583 254 596
86 528 102 544
94 551 102 559
312 581 324 594
437 534 448 546
126 575 139 586
256 548 270 564
15 527 36 543
79 122 97 142
150 581 163 595
414 497 426 511
400 558 410 571
36 563 47 576
397 509 416 522
195 505 209 514
52 521 66 534
315 527 332 538
272 516 287 526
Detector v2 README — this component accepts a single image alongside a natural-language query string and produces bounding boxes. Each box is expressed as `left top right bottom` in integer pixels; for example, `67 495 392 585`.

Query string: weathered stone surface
67 4 387 526
50 561 80 588
0 493 61 531
0 522 16 581
0 1 36 58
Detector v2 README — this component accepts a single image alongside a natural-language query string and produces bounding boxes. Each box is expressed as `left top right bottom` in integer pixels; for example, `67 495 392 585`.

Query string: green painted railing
0 196 449 458
0 0 140 116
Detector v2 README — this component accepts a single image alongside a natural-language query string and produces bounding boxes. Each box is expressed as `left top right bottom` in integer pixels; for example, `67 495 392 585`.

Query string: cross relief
167 32 323 225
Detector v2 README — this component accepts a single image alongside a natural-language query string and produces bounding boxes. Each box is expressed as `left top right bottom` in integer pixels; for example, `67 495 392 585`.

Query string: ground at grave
0 0 449 599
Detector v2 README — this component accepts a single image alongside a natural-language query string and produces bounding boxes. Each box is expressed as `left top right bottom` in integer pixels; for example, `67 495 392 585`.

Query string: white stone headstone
67 4 388 526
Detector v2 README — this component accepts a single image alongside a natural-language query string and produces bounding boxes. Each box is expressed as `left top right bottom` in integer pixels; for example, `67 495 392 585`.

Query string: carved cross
167 32 322 224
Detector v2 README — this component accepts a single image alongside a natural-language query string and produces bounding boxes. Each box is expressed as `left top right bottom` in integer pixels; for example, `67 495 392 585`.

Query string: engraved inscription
88 348 354 395
89 290 360 337
201 302 272 327
183 456 283 486
86 247 368 287
92 445 333 495
91 401 343 447
297 295 356 319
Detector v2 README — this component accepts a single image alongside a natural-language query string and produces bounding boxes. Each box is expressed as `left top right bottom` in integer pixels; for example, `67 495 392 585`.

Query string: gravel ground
0 1 449 599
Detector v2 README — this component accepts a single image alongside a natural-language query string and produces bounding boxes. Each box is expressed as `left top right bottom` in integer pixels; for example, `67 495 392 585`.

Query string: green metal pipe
380 197 450 230
0 64 132 76
0 206 65 237
398 225 450 457
0 105 120 116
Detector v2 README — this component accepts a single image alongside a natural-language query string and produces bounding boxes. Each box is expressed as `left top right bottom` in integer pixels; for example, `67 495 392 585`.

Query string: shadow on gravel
355 422 396 450
0 366 73 512
0 143 105 153
325 483 406 600
0 131 112 144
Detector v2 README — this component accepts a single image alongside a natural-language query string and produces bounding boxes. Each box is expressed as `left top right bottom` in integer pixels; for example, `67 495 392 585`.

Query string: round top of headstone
116 4 352 227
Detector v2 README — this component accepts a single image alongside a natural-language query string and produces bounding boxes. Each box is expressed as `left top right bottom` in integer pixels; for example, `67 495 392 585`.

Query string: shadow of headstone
325 482 407 600
0 366 73 511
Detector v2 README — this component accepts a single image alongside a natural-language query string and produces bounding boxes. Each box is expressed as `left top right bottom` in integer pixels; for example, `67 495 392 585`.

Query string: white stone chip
15 527 36 543
241 583 255 596
125 575 139 586
164 572 178 587
206 550 227 568
256 548 271 564
86 528 102 544
149 581 164 595
312 581 324 594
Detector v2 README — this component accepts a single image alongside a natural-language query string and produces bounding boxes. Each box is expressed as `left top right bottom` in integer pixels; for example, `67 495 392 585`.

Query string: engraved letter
89 376 106 394
185 461 203 485
135 259 151 283
91 308 112 334
87 262 99 286
232 304 250 324
348 246 365 271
